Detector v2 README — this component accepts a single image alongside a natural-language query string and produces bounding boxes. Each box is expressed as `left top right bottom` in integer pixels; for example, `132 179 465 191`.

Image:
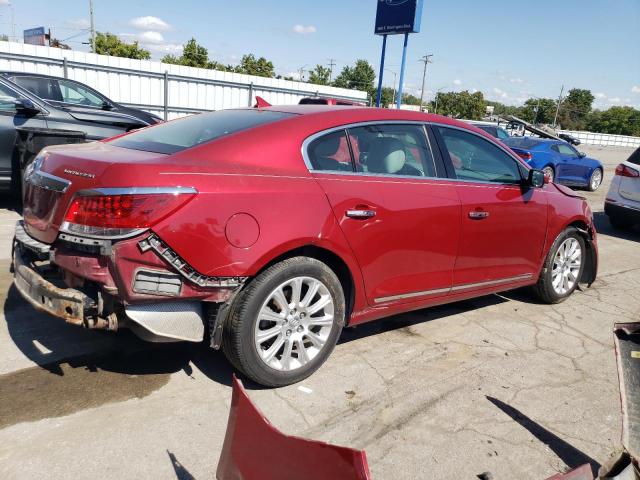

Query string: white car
605 147 640 229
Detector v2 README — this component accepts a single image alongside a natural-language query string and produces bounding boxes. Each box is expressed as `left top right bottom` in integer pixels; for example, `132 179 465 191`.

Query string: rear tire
532 227 586 304
222 256 344 387
587 168 603 192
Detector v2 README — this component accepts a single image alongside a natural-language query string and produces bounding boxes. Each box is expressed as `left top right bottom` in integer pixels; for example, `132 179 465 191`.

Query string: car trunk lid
22 142 171 244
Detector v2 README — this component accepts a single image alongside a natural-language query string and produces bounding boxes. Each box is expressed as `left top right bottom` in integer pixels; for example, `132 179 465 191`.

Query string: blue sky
3 0 639 108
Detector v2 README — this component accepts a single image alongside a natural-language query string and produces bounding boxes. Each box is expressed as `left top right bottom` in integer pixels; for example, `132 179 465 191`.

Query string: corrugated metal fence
558 129 640 148
0 41 368 120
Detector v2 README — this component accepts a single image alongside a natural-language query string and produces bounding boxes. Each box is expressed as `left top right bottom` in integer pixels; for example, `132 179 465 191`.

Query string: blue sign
375 0 424 35
24 27 46 46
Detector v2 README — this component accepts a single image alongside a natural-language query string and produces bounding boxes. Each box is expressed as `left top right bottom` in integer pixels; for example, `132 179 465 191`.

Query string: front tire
588 168 603 192
533 227 586 304
222 256 345 387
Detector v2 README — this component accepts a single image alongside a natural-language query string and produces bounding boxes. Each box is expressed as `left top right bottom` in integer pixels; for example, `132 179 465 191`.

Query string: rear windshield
110 109 294 154
628 147 640 165
502 137 545 149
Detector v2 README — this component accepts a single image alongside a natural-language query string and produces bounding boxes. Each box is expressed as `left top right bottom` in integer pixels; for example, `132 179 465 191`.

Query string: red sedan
14 106 598 386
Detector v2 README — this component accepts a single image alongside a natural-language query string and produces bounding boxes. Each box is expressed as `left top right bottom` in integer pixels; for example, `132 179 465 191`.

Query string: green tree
333 59 376 101
586 107 640 136
401 92 422 106
234 54 274 78
92 32 150 60
485 100 522 117
431 90 485 119
162 38 232 71
520 98 557 124
380 86 395 107
558 88 594 129
307 65 331 86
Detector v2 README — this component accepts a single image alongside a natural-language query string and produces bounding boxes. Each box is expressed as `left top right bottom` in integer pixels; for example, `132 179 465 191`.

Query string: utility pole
418 54 433 112
327 58 336 82
89 0 96 52
297 65 308 82
553 85 564 128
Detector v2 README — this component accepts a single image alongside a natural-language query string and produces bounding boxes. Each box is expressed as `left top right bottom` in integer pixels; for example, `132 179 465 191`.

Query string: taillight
62 188 196 238
615 164 639 177
516 151 532 161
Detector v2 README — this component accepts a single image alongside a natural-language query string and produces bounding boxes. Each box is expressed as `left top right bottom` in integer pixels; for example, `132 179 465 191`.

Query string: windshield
110 109 294 154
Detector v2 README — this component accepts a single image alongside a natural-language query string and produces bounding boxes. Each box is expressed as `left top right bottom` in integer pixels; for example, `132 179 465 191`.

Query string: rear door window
110 109 294 154
10 76 62 102
437 126 522 184
347 124 437 177
307 130 354 172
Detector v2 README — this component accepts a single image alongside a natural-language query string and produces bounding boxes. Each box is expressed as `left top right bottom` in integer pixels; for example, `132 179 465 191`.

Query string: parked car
299 97 366 106
0 75 156 193
605 147 640 229
465 121 510 140
502 136 604 191
0 72 163 126
13 106 598 387
558 133 581 146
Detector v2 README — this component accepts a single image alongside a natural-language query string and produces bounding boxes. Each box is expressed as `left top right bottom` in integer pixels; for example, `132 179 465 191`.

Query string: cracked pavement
0 145 638 479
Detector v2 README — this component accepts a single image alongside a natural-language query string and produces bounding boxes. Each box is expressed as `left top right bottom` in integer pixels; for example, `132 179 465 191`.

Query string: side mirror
14 98 41 113
528 169 545 188
578 152 586 158
101 101 113 110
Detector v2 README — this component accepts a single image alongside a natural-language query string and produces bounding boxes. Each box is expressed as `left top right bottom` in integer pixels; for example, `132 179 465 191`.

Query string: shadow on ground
593 211 640 242
487 396 601 476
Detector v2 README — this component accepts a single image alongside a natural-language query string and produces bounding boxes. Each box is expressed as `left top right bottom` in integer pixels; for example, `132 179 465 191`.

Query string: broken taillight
62 188 196 238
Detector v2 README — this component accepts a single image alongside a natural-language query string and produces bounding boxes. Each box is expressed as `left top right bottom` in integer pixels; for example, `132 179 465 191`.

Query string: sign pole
375 34 388 108
396 33 409 109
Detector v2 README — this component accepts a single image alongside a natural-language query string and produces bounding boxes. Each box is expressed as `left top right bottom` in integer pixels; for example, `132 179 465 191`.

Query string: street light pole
419 54 433 112
384 68 397 106
553 85 565 128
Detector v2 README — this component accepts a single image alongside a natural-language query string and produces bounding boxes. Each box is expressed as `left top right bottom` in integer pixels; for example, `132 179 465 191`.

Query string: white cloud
632 86 640 94
129 16 172 31
452 79 462 86
0 0 10 5
66 18 90 29
149 43 183 54
492 87 508 99
137 31 164 44
508 77 523 84
594 92 607 99
293 24 317 34
608 97 621 103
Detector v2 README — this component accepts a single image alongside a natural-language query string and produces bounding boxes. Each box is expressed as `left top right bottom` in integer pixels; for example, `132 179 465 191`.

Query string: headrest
313 134 341 157
366 137 406 174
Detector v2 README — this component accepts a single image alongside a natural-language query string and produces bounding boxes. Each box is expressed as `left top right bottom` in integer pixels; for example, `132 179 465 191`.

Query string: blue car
502 137 604 191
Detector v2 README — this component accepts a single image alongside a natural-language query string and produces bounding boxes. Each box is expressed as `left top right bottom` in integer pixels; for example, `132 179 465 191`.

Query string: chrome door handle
468 211 489 219
346 209 376 219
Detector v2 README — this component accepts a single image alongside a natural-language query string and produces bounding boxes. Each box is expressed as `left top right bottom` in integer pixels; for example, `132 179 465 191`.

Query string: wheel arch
567 220 598 286
252 244 357 324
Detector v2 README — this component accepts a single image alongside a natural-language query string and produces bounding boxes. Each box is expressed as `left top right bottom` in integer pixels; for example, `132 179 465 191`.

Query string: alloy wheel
551 238 582 295
254 276 334 371
590 169 602 190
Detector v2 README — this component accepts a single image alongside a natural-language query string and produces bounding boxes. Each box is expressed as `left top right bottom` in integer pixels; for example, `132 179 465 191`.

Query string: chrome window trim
301 120 441 181
29 170 71 193
373 273 533 304
75 186 198 196
301 120 530 186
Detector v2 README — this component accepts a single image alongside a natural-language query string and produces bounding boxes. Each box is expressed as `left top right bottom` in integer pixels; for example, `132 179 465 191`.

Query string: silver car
605 147 640 229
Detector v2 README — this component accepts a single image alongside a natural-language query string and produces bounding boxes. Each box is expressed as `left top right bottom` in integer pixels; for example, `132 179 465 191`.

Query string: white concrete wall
558 129 640 148
0 41 367 120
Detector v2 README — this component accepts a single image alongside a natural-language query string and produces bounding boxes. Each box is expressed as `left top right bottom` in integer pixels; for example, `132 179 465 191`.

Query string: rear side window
348 124 436 177
627 147 640 165
307 130 353 172
437 127 522 184
110 109 294 154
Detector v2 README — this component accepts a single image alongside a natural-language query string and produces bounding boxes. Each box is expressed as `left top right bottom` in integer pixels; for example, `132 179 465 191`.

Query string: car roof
0 71 67 80
502 136 562 148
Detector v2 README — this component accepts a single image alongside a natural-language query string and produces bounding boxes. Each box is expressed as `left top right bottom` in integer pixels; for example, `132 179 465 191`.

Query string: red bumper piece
217 375 371 480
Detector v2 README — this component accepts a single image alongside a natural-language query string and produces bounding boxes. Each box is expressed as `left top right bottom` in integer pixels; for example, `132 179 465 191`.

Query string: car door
433 125 548 290
306 123 461 306
0 81 47 187
551 143 588 184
